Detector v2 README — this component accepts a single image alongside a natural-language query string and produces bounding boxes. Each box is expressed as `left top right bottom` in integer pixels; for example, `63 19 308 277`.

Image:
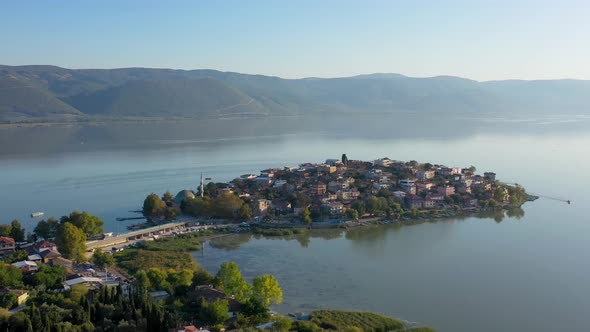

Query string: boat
31 212 44 218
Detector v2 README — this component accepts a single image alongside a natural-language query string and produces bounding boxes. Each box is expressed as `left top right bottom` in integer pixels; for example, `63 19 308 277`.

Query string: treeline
143 191 252 221
0 211 105 264
32 211 105 262
0 220 25 242
0 285 175 332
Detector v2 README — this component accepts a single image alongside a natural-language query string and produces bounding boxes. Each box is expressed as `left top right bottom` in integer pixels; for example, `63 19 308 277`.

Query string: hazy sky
1 0 589 80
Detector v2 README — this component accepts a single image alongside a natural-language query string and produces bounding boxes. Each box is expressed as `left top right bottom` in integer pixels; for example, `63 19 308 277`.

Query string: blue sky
1 0 589 80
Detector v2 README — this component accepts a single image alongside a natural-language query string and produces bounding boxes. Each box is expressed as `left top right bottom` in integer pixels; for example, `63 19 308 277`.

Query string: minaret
200 172 204 198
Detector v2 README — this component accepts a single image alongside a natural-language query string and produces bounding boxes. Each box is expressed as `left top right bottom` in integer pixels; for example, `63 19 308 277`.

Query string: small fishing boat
31 212 44 218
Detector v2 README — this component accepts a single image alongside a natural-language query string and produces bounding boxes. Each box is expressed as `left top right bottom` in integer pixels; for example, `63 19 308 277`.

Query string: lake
1 113 589 332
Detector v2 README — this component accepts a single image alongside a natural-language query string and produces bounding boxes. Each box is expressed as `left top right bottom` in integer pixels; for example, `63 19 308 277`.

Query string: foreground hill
1 65 589 122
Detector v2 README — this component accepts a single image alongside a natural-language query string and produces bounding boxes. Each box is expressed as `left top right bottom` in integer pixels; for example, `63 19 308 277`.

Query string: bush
0 292 17 309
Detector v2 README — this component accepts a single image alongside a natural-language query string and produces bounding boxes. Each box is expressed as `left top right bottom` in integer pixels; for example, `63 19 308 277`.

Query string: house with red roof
0 237 15 252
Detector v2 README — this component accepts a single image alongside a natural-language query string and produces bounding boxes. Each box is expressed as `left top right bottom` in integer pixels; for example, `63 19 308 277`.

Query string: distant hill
1 65 589 122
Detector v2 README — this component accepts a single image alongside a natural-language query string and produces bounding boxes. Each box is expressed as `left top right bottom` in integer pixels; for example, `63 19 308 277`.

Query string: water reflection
206 209 526 252
3 113 589 159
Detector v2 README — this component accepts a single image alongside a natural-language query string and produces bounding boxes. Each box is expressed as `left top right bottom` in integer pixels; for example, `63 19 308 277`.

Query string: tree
0 224 11 237
192 268 213 286
146 268 171 291
240 298 270 325
238 204 253 220
55 222 87 262
164 207 177 220
92 250 114 270
341 154 348 166
271 315 293 331
0 264 23 288
345 209 359 221
135 270 151 289
0 293 17 310
143 193 167 216
60 211 104 237
9 220 25 242
215 262 252 301
31 265 66 289
212 192 246 219
162 191 174 203
34 217 59 239
351 201 366 216
252 275 283 306
300 207 312 225
199 299 229 325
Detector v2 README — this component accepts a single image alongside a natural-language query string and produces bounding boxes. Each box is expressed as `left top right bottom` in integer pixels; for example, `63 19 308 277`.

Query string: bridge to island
86 221 189 250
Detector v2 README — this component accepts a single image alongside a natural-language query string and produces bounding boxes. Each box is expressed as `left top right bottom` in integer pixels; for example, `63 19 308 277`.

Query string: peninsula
143 155 534 226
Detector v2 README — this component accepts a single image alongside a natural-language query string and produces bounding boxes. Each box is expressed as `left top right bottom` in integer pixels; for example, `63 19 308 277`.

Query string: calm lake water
1 113 589 332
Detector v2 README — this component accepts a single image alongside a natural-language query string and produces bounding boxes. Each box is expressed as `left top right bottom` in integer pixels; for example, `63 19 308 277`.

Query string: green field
113 248 197 274
310 310 406 331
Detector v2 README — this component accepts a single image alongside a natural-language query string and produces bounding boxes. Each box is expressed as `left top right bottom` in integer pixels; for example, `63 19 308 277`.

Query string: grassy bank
251 226 309 236
310 310 405 331
113 233 209 273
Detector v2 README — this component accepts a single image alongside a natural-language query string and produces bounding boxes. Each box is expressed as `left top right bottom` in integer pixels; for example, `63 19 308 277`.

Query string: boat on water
31 212 44 218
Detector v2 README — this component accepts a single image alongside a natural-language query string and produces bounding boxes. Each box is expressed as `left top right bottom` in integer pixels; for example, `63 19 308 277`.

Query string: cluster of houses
0 236 123 296
1 237 72 272
184 157 510 221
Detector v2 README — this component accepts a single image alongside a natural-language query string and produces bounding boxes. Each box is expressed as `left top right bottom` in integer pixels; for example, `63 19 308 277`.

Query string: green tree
60 211 104 237
238 204 253 220
91 250 114 270
239 298 270 326
271 315 293 331
34 217 59 239
351 201 366 216
164 207 178 220
467 165 477 173
252 274 283 306
55 222 87 262
199 299 229 325
341 154 348 166
215 262 252 301
192 268 213 286
291 321 322 332
146 268 171 291
300 207 312 225
162 191 174 203
135 270 151 289
9 220 25 242
143 193 167 216
31 265 66 289
8 312 32 331
345 209 359 221
0 292 17 309
181 196 212 216
0 224 11 237
212 192 246 219
0 264 23 288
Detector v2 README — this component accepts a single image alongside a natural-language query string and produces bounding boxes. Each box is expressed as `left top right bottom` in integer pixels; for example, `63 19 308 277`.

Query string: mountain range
1 65 589 122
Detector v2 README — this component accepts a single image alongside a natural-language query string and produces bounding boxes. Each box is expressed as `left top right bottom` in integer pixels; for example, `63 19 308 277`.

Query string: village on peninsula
157 155 533 227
